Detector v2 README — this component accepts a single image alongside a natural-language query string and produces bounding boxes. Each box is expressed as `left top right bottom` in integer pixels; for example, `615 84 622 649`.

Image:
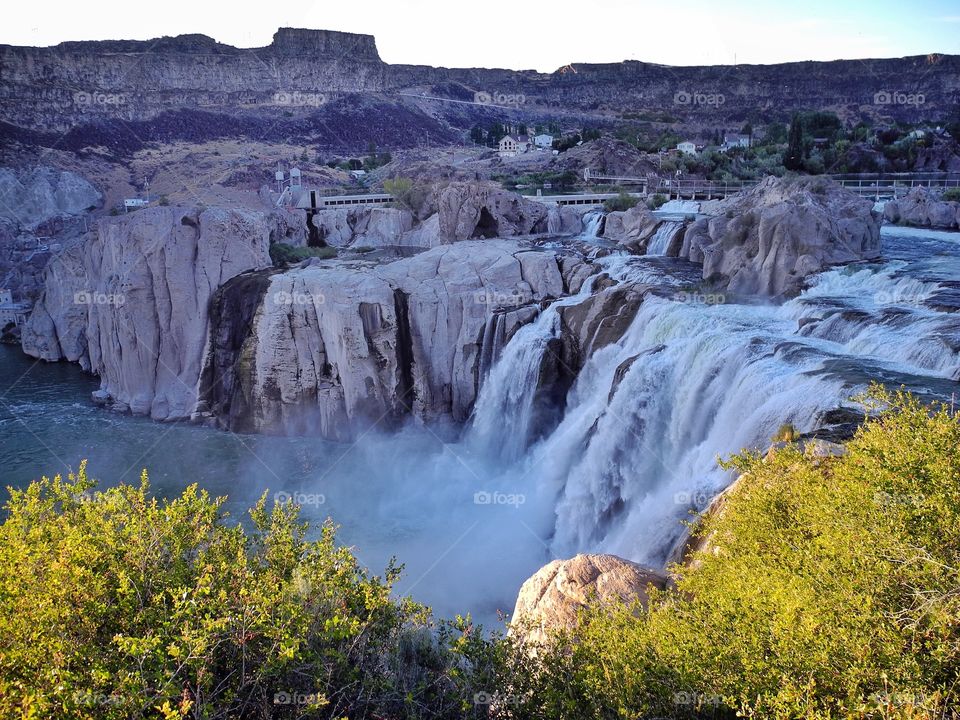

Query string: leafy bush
603 191 639 212
942 187 960 202
0 465 482 719
269 243 337 266
384 177 430 217
647 193 668 210
505 388 960 719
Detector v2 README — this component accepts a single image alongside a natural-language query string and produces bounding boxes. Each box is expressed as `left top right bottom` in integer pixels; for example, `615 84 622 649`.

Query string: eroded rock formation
681 177 881 296
200 241 569 438
22 206 272 418
883 187 960 229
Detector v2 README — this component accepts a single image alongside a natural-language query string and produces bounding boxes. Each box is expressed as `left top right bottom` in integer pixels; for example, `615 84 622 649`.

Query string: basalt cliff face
1 28 957 148
21 180 882 438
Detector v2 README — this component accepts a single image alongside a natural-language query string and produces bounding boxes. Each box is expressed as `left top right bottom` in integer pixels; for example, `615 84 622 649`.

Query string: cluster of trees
323 143 393 174
3 388 959 718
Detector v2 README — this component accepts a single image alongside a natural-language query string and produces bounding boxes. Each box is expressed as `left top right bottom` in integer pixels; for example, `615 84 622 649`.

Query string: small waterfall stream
645 220 683 255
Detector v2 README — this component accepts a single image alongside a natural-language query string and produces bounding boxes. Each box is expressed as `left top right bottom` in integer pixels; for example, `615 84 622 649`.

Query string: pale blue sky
3 0 959 71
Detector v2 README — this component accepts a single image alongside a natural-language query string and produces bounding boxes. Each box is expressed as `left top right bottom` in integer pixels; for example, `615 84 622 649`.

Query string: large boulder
0 166 101 229
601 204 661 250
883 187 960 229
436 183 548 242
23 206 272 420
511 554 668 646
310 206 416 248
681 176 880 296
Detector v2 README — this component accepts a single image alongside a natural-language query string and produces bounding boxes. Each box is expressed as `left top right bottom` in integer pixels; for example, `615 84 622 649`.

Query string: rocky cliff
22 206 273 418
200 241 574 438
1 28 957 145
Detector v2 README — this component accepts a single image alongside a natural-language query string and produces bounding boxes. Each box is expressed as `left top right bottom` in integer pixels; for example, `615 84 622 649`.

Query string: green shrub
942 187 960 202
269 243 337 266
603 191 639 212
507 388 960 719
0 464 484 719
647 193 668 210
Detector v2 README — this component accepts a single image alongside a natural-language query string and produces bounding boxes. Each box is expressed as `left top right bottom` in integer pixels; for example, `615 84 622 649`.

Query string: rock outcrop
681 177 881 296
22 206 272 419
0 166 101 229
310 207 416 248
883 187 960 229
601 204 662 251
510 554 667 646
201 241 568 438
0 166 101 301
436 183 549 242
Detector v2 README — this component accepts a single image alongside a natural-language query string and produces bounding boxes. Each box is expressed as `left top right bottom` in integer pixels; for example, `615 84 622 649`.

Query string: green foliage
269 243 337 266
603 192 639 212
384 177 430 217
502 388 960 719
772 422 799 442
784 115 805 171
0 465 495 719
647 193 668 210
942 188 960 202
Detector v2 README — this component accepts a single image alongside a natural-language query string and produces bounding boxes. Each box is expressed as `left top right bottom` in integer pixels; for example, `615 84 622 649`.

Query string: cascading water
465 226 960 568
645 220 683 256
581 209 605 239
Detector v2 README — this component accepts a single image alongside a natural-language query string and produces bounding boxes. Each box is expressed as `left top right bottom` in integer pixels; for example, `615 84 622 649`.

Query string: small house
676 141 697 156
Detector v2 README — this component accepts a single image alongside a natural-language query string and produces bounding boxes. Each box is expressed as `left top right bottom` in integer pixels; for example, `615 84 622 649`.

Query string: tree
783 115 804 170
469 125 485 144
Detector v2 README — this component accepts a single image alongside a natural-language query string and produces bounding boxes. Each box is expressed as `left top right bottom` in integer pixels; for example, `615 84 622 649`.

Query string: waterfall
465 228 960 568
645 220 682 256
581 210 605 239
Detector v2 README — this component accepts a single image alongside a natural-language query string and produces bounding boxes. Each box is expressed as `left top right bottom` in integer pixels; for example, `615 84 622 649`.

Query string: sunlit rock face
510 554 668 646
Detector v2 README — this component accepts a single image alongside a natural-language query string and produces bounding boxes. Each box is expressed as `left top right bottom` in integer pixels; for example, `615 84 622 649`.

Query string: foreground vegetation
2 388 958 718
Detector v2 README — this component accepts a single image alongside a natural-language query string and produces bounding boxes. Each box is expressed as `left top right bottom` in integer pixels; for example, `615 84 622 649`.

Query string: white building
534 134 554 149
123 198 150 211
676 141 697 156
499 135 531 157
720 134 751 152
0 290 29 327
